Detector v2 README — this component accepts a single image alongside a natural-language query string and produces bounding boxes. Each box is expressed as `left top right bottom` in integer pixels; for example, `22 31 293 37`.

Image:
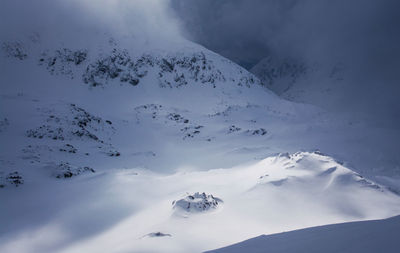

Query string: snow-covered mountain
250 56 347 109
250 56 310 95
1 33 400 253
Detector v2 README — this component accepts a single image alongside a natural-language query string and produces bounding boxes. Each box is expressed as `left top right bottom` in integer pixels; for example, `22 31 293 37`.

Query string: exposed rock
39 48 87 77
83 48 134 87
228 125 241 133
27 125 65 140
7 172 24 186
167 113 189 124
0 171 24 188
157 52 225 88
181 125 203 139
59 144 77 154
143 232 172 238
54 162 95 179
172 192 222 213
245 128 267 136
40 46 259 89
107 150 121 157
26 104 114 144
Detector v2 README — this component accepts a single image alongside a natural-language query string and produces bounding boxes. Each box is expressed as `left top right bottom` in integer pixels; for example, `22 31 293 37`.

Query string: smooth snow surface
1 152 400 253
206 215 400 253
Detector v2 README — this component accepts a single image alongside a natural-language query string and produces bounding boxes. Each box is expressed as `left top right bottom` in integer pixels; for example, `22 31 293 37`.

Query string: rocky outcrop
54 162 95 179
0 171 24 188
39 48 87 78
26 104 114 143
172 192 222 213
33 44 260 89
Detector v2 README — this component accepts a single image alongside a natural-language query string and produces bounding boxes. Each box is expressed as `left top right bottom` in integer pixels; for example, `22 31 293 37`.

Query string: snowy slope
1 34 400 253
0 34 280 175
206 215 400 253
1 152 399 253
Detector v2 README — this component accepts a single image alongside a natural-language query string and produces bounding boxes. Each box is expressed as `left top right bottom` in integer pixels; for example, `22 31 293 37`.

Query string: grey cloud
171 0 400 126
0 0 182 47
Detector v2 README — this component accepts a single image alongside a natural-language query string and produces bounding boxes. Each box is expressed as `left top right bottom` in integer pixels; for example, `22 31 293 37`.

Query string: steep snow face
1 152 399 253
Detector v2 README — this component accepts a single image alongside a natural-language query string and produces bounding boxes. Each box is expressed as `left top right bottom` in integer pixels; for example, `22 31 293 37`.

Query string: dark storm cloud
171 0 299 67
171 0 400 126
171 0 400 70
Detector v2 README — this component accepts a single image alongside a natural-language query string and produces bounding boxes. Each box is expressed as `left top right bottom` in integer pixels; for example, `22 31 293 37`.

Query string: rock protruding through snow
142 232 172 238
172 192 222 214
54 162 95 179
0 171 24 188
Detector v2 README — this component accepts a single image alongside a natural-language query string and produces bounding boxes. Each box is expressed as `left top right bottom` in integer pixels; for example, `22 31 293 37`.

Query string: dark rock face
54 162 95 179
157 52 225 88
25 104 119 163
107 150 121 157
70 104 105 141
26 104 114 143
3 37 261 89
82 49 226 88
172 192 222 213
228 125 241 133
59 144 77 153
26 125 65 140
6 171 24 187
83 48 138 87
246 128 267 136
39 48 87 77
167 113 189 124
0 171 24 188
36 44 260 89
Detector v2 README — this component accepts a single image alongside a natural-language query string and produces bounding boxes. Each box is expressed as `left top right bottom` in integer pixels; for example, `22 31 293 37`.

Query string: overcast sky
0 0 181 48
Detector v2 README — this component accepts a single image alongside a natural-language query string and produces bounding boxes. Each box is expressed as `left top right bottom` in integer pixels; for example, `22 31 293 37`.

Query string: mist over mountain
0 0 183 49
171 0 400 127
